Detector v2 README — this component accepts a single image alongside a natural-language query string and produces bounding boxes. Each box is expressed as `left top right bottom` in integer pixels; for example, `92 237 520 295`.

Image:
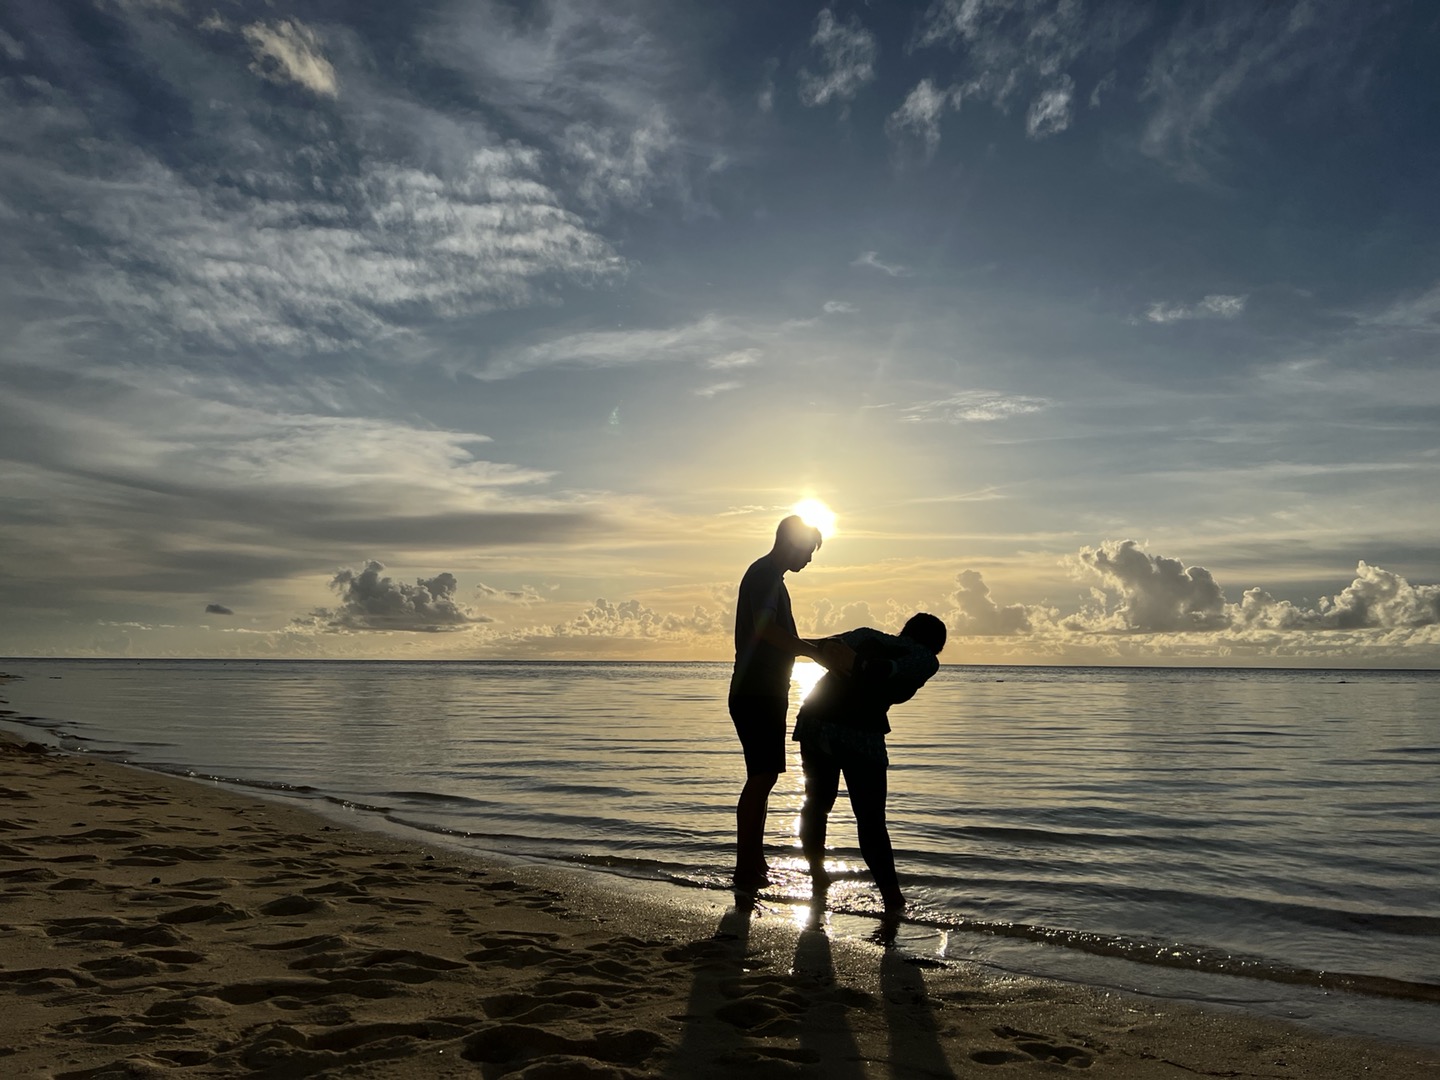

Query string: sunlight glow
791 497 836 538
791 659 825 704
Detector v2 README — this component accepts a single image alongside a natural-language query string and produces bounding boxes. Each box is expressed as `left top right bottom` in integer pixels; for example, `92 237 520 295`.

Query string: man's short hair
901 612 947 654
775 514 822 552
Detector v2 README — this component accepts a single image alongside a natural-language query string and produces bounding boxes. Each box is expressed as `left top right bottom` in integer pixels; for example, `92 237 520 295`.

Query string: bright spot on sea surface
791 497 836 538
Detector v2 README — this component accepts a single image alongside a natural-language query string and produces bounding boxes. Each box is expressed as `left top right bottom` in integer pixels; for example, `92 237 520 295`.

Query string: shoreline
3 730 1438 1078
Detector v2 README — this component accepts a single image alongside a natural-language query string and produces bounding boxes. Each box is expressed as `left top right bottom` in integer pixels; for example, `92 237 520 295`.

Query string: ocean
2 658 1437 1047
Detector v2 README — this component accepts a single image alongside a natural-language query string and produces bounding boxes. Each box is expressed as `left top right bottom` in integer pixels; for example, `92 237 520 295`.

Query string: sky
2 0 1438 666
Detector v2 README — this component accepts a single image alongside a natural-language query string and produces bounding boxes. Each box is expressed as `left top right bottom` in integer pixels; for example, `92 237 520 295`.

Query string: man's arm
755 622 855 674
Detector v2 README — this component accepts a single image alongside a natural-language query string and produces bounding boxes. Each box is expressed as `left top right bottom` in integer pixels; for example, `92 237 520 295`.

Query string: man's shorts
728 694 788 776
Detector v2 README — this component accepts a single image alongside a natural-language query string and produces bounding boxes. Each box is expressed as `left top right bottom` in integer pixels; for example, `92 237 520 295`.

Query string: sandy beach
1 730 1436 1079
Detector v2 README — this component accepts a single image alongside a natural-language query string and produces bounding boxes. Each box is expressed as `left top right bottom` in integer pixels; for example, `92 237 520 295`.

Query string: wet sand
1 730 1437 1079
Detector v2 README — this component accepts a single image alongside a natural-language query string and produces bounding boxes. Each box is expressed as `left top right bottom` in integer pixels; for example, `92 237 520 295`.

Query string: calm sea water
2 659 1438 1046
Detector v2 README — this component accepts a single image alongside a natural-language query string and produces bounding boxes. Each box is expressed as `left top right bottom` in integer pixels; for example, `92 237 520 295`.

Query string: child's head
900 612 947 655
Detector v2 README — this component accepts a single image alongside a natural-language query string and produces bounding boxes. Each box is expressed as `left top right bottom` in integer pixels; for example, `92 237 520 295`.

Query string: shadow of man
659 891 758 1078
789 883 868 1080
879 935 959 1079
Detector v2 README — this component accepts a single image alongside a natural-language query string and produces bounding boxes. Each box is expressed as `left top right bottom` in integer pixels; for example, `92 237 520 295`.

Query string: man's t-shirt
730 554 796 699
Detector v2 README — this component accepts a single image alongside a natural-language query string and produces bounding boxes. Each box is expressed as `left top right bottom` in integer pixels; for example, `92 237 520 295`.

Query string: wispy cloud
481 314 747 380
425 0 723 214
1 79 624 355
902 391 1049 423
913 0 1132 141
1140 2 1385 180
0 373 601 613
695 381 741 398
798 9 878 108
823 300 857 314
886 78 960 155
240 20 338 98
476 582 545 606
704 348 762 370
1026 77 1074 138
1145 294 1247 323
1365 280 1440 332
852 251 910 277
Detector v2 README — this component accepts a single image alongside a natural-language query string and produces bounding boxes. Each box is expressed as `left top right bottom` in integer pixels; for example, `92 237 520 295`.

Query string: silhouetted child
793 613 947 911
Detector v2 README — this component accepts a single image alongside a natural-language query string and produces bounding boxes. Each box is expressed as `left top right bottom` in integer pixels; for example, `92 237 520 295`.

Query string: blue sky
2 0 1438 664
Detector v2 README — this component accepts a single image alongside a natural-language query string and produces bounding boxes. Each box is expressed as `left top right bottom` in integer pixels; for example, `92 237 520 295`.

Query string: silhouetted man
794 613 947 911
729 515 851 890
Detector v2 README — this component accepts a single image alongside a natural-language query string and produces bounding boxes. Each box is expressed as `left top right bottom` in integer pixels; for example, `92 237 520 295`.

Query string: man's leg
843 758 903 909
799 744 841 884
729 696 787 887
735 770 778 885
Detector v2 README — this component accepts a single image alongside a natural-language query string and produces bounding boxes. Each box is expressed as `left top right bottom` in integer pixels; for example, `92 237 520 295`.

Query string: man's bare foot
881 888 906 913
809 863 833 888
732 866 771 891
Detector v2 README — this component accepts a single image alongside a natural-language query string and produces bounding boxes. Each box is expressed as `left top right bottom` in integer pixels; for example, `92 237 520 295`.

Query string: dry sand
1 729 1437 1079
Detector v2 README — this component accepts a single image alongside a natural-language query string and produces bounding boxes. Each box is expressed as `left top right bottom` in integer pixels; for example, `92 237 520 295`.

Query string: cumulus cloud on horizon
947 570 1039 635
306 560 492 632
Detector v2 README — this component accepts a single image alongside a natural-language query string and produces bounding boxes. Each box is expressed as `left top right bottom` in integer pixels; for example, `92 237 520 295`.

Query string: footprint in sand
971 1024 1098 1069
460 1021 668 1075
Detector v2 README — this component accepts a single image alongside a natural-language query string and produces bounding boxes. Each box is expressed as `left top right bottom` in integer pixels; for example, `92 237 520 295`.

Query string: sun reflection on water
790 659 824 705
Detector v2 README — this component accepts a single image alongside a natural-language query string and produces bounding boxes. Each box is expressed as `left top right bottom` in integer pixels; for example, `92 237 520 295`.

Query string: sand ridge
1 730 1437 1078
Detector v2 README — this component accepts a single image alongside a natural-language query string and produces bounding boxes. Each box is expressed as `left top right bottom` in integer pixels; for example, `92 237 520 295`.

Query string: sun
791 497 837 538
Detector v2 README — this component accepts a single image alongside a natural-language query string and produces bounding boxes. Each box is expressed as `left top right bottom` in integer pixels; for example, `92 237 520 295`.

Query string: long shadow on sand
661 886 877 1078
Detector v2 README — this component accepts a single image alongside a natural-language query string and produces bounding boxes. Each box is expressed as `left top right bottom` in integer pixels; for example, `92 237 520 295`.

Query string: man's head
772 514 822 572
900 612 947 655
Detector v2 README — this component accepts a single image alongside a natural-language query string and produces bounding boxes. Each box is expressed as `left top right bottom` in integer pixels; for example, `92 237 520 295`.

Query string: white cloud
563 108 676 209
901 390 1048 423
476 582 545 606
798 9 878 108
705 348 762 370
1025 77 1074 138
810 598 877 637
426 0 721 214
695 381 741 398
915 0 1121 141
539 597 726 641
823 300 857 314
1145 294 1247 323
1139 3 1380 180
886 78 961 154
1236 563 1440 631
0 29 25 61
852 251 911 277
8 130 624 353
1070 540 1229 632
306 560 491 632
1366 280 1440 332
482 314 743 380
241 20 339 98
947 570 1038 635
0 374 607 617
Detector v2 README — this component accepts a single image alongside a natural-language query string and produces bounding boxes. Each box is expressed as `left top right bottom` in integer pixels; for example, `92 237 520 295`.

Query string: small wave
927 916 1440 1004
